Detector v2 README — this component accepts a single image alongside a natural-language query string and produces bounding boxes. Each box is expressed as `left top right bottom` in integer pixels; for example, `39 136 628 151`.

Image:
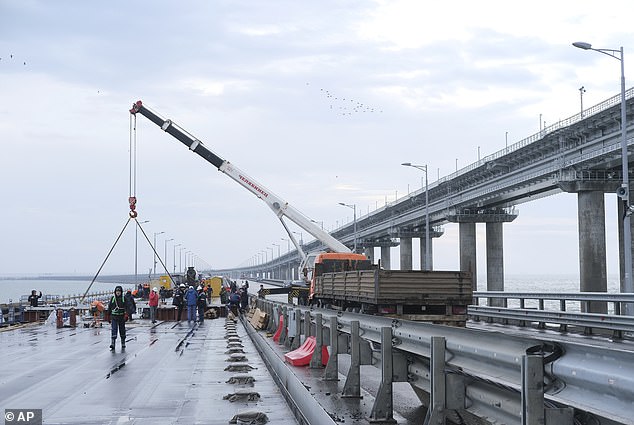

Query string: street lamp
281 237 290 253
179 246 186 273
164 238 174 274
135 220 150 284
573 41 632 313
402 163 431 271
292 231 303 246
153 231 164 275
579 86 586 117
311 219 324 229
173 243 181 273
338 202 357 252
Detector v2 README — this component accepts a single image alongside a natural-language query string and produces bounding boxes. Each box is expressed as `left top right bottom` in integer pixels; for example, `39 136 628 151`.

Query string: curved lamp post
402 163 431 270
338 202 357 252
574 41 632 313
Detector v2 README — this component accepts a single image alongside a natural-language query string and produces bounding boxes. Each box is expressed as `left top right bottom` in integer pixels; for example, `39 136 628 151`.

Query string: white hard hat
153 287 158 292
197 286 202 290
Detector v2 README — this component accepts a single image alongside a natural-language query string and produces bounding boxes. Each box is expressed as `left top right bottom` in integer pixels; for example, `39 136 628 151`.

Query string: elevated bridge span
215 89 634 304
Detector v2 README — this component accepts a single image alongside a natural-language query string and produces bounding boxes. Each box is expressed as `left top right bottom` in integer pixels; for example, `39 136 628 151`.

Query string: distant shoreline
0 275 156 284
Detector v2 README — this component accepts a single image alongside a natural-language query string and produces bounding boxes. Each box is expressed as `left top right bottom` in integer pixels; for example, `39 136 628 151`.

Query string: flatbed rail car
314 269 473 324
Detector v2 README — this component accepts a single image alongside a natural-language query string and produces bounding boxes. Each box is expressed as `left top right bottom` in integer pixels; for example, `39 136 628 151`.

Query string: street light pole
281 237 290 253
153 231 164 275
402 163 431 270
579 86 586 117
164 238 173 275
574 41 632 313
179 247 186 273
173 243 181 273
338 203 357 252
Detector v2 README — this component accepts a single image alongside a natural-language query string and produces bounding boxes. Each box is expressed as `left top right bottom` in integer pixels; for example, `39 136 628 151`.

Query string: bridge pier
419 236 434 271
486 222 505 307
364 246 375 264
459 222 477 287
381 246 391 270
559 182 616 313
450 208 518 293
399 237 413 271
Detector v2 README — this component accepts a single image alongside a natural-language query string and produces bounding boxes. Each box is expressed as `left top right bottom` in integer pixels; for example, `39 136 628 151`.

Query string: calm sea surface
0 274 621 305
0 278 138 304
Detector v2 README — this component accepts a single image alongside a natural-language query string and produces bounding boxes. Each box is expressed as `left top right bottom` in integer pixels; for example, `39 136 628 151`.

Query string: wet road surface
0 318 298 425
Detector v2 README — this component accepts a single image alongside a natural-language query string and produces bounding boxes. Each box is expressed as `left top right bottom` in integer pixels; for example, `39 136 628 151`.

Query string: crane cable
129 114 138 218
80 115 140 303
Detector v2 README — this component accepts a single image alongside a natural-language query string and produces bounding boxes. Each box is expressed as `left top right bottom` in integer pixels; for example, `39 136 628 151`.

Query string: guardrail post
521 354 544 425
285 308 295 349
324 316 339 381
304 311 312 337
279 306 288 345
291 308 302 350
559 300 568 332
342 320 362 398
310 313 324 368
369 326 397 424
266 303 276 333
424 336 446 425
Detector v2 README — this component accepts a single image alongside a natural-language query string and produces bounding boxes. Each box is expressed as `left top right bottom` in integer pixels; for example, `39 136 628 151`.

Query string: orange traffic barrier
284 336 329 367
272 315 284 343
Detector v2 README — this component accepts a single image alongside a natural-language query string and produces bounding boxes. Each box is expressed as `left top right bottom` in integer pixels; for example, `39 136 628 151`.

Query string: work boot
109 338 115 350
121 335 126 349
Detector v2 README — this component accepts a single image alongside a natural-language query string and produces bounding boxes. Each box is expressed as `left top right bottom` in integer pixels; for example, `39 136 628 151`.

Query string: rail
3 291 113 308
471 291 634 339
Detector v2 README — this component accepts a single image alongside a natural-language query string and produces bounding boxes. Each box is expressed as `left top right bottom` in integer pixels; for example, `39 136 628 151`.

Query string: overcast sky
1 0 632 279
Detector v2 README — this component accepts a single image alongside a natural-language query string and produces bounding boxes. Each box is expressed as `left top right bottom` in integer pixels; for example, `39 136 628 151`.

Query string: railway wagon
314 269 473 324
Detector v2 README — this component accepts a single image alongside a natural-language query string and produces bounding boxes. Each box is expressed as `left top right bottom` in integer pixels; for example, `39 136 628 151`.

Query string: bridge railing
471 291 634 339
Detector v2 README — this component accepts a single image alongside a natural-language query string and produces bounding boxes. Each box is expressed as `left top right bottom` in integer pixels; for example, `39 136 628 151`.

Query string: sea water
0 274 623 307
0 278 137 304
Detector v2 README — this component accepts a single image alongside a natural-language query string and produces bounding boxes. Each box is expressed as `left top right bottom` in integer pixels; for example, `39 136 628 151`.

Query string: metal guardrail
253 298 634 425
471 291 634 338
2 291 112 308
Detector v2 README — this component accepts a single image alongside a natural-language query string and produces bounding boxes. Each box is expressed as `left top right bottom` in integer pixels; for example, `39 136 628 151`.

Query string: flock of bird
0 54 27 66
307 83 384 116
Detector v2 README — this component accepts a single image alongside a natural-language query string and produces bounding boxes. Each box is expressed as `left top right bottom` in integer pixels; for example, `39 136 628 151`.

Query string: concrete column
579 191 607 313
459 222 477 288
419 236 434 271
617 197 634 294
381 246 391 270
400 237 412 271
364 246 375 264
486 222 504 307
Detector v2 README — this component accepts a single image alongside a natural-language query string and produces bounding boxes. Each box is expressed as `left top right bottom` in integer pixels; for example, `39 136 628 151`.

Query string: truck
130 100 472 324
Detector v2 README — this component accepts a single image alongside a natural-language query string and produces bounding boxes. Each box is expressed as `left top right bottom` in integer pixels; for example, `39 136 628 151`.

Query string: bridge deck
0 318 297 425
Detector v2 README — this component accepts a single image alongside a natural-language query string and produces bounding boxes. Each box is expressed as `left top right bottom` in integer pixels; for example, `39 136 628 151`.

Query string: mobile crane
129 100 369 294
130 101 471 323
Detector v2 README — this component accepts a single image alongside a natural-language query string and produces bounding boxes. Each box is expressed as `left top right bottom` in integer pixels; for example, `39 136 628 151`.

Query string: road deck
0 317 298 425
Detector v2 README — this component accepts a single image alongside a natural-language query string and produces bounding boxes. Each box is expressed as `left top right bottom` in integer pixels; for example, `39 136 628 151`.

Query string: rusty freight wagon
314 269 473 325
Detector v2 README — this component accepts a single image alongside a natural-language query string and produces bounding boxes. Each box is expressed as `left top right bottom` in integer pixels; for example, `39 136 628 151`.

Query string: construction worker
185 285 197 325
196 286 207 323
173 284 185 321
108 285 126 350
28 290 42 307
149 287 159 324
